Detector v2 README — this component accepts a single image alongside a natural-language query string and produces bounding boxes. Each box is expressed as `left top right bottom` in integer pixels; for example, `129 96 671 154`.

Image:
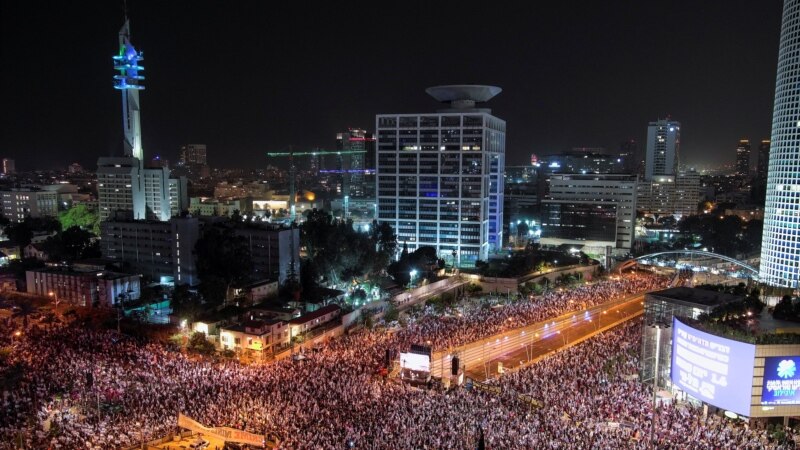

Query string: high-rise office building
97 157 144 221
757 139 771 181
618 139 638 174
645 119 680 181
376 85 505 267
735 139 751 178
335 129 376 200
180 144 207 166
761 0 800 288
637 171 700 218
97 17 186 222
752 139 771 203
2 159 15 175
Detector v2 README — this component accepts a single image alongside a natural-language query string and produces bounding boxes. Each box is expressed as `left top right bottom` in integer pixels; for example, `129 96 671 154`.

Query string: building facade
1 190 59 222
232 224 300 284
26 267 141 308
736 139 751 178
2 159 15 175
645 119 680 180
100 216 200 285
375 85 505 266
637 171 700 218
541 174 637 258
180 144 207 166
761 0 800 288
335 128 376 201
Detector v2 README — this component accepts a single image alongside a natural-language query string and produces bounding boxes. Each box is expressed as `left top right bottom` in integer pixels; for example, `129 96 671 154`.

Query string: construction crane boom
266 148 369 221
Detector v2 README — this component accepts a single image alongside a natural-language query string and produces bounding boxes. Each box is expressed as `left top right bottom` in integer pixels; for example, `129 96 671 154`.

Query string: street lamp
48 291 60 315
409 269 418 287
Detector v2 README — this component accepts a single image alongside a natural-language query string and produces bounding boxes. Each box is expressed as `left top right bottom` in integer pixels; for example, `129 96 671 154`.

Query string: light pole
48 291 60 315
649 322 668 449
409 269 418 288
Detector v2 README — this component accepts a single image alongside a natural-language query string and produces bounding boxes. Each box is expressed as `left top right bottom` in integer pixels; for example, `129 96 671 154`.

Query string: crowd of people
393 272 670 350
0 273 794 449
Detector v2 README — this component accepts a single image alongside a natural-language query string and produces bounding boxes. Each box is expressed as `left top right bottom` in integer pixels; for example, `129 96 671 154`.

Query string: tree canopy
195 225 253 304
40 226 100 262
58 205 100 235
300 209 396 285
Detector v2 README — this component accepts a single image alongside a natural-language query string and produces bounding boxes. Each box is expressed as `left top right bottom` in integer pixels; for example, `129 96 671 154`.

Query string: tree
195 226 253 304
299 258 321 303
4 216 61 247
58 205 100 235
171 285 204 322
12 298 37 329
773 295 795 321
187 331 216 356
40 226 100 262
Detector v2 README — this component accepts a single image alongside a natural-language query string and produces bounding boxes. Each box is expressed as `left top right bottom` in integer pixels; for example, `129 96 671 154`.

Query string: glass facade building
761 0 800 288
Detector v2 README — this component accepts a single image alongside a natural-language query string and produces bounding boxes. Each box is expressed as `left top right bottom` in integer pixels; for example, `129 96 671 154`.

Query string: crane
266 148 367 221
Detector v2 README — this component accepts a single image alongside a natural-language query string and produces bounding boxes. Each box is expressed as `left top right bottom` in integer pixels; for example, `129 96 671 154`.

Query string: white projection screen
400 352 431 372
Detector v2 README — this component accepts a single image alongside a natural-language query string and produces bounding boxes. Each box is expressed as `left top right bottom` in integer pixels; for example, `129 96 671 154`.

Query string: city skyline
0 1 783 170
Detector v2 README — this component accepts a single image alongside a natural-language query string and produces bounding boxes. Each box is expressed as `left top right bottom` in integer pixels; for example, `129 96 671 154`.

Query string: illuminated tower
761 0 800 288
735 139 751 178
113 19 145 162
98 16 186 222
645 119 680 181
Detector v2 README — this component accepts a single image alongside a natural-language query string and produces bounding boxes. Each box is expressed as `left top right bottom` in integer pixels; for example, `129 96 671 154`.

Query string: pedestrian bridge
613 250 758 279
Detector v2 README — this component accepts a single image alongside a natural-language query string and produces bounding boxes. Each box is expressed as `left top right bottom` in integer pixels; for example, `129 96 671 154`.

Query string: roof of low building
289 304 341 325
647 287 743 308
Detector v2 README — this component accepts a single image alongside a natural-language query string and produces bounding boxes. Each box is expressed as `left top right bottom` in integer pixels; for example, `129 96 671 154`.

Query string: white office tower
375 85 505 267
761 0 800 288
97 157 144 221
645 119 680 181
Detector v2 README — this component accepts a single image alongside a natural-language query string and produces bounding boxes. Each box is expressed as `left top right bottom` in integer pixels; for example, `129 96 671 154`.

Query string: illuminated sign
761 356 800 405
670 318 755 416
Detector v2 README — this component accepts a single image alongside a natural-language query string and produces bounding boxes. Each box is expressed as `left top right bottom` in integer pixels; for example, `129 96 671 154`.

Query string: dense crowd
0 274 793 449
394 273 670 350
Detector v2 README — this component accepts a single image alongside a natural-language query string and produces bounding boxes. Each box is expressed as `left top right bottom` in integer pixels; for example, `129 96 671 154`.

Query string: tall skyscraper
735 139 751 178
335 129 376 200
2 159 15 175
757 139 771 182
618 139 638 174
761 0 800 288
375 85 505 267
97 17 186 222
644 119 680 181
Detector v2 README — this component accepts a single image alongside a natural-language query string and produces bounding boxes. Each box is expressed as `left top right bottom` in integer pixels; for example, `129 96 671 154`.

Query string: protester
0 273 788 450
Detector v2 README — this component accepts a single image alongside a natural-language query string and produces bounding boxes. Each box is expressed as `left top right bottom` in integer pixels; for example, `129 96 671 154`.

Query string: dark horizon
0 1 783 172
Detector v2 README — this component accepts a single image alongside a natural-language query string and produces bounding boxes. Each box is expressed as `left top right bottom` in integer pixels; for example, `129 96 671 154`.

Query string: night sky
0 1 783 171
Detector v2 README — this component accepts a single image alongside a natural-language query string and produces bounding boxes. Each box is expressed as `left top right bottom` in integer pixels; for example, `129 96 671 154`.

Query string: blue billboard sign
671 318 755 416
762 356 800 406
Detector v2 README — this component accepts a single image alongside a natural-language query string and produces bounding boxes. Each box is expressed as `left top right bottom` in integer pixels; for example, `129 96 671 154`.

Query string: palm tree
12 299 37 329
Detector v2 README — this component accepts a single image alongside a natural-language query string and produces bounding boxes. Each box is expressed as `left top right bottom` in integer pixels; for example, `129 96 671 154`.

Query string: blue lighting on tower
113 29 145 90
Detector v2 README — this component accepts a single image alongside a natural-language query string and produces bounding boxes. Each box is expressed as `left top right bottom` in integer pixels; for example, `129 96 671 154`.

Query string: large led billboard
762 356 800 406
670 318 755 416
399 353 430 372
